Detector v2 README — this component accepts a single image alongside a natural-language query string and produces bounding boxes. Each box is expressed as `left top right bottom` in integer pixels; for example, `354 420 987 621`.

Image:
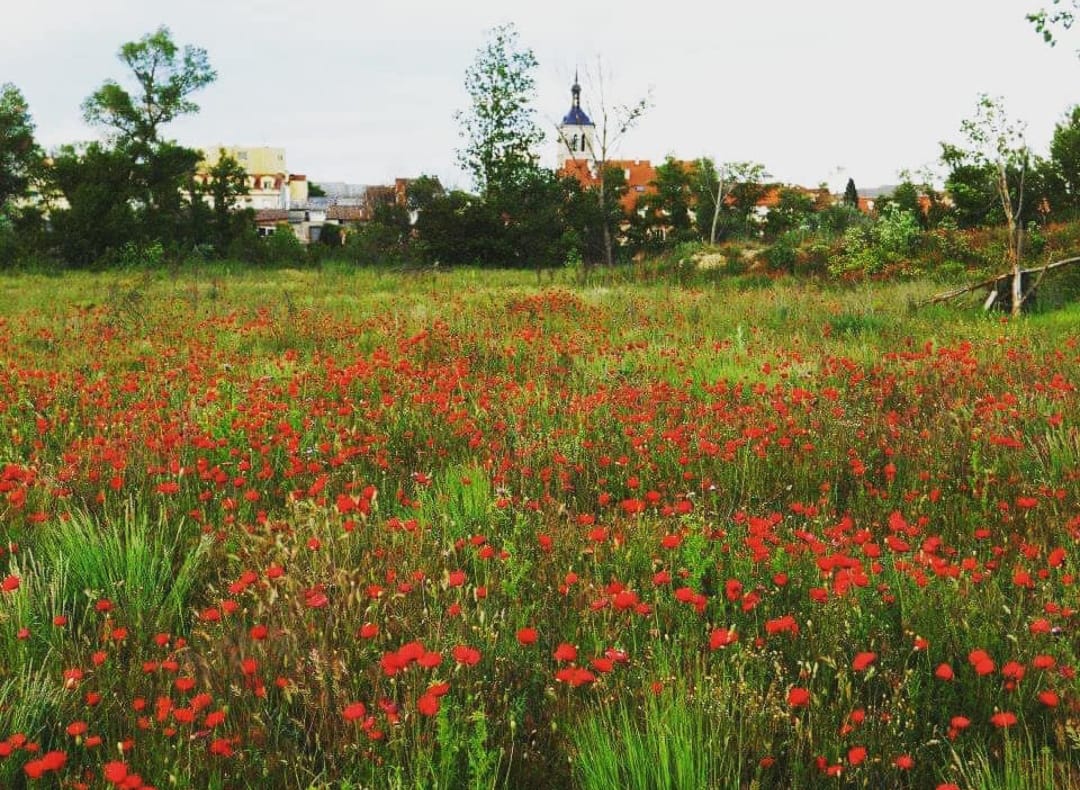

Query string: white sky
2 1 1077 192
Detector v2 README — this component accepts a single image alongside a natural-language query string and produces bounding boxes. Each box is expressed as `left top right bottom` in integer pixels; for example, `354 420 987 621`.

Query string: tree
0 83 41 214
844 178 859 208
455 23 544 199
73 27 217 259
1029 0 1079 48
556 60 651 266
308 182 327 198
83 26 216 148
204 150 251 254
406 174 446 214
702 161 768 243
49 143 138 265
643 157 693 244
715 163 770 239
942 94 1030 314
1048 105 1080 213
765 187 815 239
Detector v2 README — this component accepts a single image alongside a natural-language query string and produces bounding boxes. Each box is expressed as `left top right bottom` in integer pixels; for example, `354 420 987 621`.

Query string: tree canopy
0 83 41 213
82 26 216 149
455 23 544 198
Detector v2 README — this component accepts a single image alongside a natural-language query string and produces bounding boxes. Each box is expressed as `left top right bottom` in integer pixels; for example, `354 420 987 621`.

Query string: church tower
556 72 596 170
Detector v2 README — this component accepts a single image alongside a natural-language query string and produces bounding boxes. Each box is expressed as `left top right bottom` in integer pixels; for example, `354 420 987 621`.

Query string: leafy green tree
765 187 815 239
1029 0 1078 48
698 161 768 243
497 166 575 271
49 143 138 265
308 182 327 197
1047 105 1080 213
844 178 859 207
204 150 251 254
942 94 1032 313
455 23 544 199
68 26 217 259
83 26 215 147
724 165 770 239
559 61 650 266
406 175 446 214
0 83 41 215
641 157 693 245
414 190 506 266
265 223 304 265
691 157 720 242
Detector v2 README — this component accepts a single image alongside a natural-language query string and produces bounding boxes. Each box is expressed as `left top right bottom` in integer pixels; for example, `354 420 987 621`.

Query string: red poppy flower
452 645 481 666
103 761 129 784
990 711 1017 728
553 643 577 662
852 652 876 672
787 687 810 708
417 693 439 716
709 627 738 650
343 702 367 721
1038 690 1059 707
516 627 538 645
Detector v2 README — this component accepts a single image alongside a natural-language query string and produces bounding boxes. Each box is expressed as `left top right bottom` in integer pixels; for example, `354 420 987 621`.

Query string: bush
830 205 921 277
264 222 305 265
765 232 800 273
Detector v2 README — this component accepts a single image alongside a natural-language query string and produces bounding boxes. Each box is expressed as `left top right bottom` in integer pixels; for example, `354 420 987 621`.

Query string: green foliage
265 222 305 265
765 186 815 239
831 203 922 276
344 221 412 267
455 23 544 198
82 25 216 146
0 82 41 213
204 149 251 254
1028 0 1078 48
952 732 1064 790
1049 105 1080 214
570 678 742 790
41 29 218 265
844 177 859 207
48 142 138 265
36 506 212 634
644 157 693 239
815 201 866 239
765 230 802 272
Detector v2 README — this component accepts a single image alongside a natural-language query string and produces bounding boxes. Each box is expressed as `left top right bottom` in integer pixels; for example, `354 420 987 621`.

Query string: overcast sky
3 1 1077 192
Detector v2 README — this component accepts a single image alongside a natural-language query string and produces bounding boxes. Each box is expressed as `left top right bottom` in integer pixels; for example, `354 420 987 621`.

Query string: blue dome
562 106 594 126
562 77 594 126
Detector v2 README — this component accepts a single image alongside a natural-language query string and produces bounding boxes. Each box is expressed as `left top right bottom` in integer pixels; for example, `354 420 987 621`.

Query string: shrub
264 222 305 265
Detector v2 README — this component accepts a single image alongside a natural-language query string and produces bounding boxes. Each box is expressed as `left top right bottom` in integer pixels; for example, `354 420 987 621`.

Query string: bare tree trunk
709 170 725 246
600 173 613 267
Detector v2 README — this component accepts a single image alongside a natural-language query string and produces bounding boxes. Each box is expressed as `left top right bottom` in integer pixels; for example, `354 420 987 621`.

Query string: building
196 146 309 211
555 72 596 171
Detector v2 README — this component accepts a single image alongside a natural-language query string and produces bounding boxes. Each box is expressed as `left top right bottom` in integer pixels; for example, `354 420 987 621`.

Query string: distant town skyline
3 1 1078 192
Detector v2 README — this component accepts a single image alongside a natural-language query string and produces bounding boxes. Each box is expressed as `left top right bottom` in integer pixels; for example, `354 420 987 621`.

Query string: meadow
0 264 1077 789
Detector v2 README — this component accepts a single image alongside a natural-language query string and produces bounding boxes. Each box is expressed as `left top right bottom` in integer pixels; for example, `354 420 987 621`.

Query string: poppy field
0 266 1077 789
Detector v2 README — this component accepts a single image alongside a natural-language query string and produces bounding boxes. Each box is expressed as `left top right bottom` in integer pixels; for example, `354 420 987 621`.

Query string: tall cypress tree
844 177 859 207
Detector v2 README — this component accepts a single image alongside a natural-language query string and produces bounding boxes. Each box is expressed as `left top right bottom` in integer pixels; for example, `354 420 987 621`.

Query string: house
196 146 309 211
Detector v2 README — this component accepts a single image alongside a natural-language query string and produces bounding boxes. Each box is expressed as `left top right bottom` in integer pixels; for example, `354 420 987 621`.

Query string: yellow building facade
197 146 308 210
